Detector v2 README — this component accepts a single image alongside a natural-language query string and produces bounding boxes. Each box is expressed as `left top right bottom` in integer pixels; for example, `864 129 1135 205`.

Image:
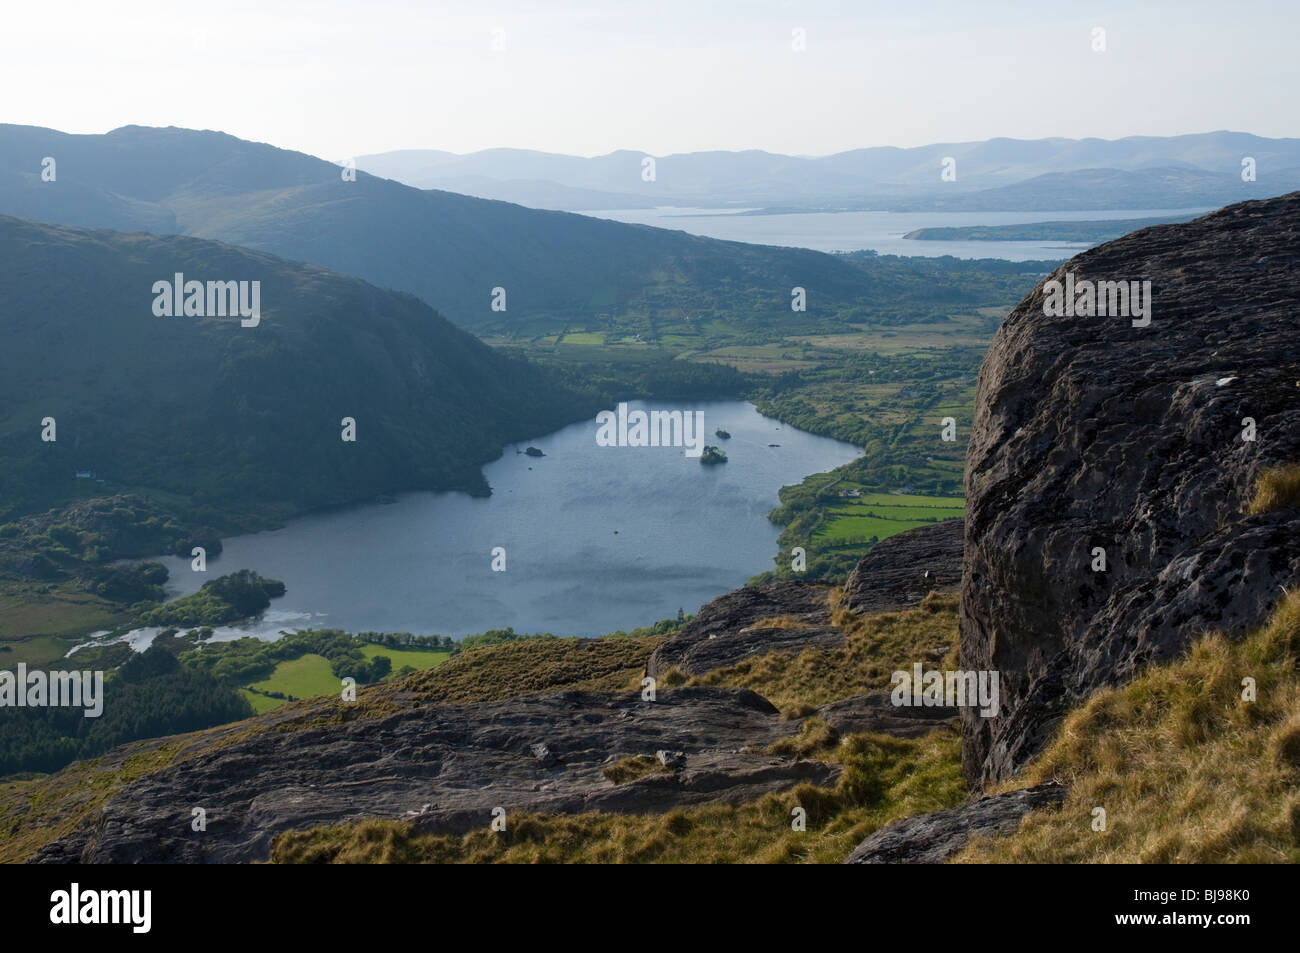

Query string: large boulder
961 193 1300 786
842 518 963 614
646 580 839 678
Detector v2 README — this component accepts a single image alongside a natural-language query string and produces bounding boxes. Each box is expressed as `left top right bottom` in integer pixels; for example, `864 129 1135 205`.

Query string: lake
122 401 859 644
582 207 1213 261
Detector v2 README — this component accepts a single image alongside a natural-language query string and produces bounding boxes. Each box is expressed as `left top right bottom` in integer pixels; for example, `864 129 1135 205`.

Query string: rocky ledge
845 782 1066 863
33 687 840 864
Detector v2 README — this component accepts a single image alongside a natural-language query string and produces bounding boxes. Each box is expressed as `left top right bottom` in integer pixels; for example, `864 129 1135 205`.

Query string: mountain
397 175 662 211
357 132 1300 211
7 195 1300 864
0 125 878 333
0 214 595 519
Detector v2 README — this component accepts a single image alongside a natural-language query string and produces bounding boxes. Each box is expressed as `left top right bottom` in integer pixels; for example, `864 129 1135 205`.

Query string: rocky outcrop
842 518 963 614
844 782 1066 863
815 691 957 739
961 194 1300 786
647 521 964 678
646 581 839 678
32 687 837 864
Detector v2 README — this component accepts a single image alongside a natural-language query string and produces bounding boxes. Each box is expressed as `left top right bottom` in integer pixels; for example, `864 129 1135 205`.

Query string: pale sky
3 0 1296 161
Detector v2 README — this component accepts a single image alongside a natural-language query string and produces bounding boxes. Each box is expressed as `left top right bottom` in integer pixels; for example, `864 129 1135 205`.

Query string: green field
557 331 605 346
0 581 125 665
358 643 452 670
816 492 964 543
242 645 453 713
239 688 287 714
247 653 336 702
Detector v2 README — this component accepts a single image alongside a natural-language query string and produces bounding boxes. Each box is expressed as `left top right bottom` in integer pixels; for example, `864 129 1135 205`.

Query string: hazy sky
3 0 1296 161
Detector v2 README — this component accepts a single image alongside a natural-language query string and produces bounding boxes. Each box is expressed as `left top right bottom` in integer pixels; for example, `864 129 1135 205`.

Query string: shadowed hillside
0 214 596 518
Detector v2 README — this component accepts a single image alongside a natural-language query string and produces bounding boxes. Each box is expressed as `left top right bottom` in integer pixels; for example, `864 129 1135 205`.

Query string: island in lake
700 445 728 465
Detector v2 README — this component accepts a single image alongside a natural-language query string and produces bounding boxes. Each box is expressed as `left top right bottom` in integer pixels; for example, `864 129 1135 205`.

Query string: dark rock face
961 194 1300 786
647 522 964 679
33 687 837 864
842 519 963 615
844 782 1066 863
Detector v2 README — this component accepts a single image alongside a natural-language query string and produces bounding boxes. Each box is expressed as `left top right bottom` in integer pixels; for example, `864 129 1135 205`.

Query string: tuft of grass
1247 463 1300 515
957 589 1300 863
602 755 672 784
688 593 958 710
656 666 688 688
767 717 838 757
269 726 965 864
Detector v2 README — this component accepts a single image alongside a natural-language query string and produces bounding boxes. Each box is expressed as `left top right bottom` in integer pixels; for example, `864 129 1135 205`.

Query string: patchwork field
785 316 994 355
816 492 965 543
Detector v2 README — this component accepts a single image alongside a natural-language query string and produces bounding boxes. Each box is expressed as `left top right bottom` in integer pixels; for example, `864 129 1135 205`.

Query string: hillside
4 197 1297 866
0 124 880 334
0 214 596 519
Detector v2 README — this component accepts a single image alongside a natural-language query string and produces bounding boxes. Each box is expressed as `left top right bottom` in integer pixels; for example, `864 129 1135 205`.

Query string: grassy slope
0 600 967 864
16 581 1293 863
956 590 1300 863
686 592 959 714
268 595 966 863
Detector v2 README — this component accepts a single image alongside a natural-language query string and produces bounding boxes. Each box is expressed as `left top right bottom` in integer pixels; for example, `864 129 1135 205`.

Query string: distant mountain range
0 125 877 332
357 132 1300 211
